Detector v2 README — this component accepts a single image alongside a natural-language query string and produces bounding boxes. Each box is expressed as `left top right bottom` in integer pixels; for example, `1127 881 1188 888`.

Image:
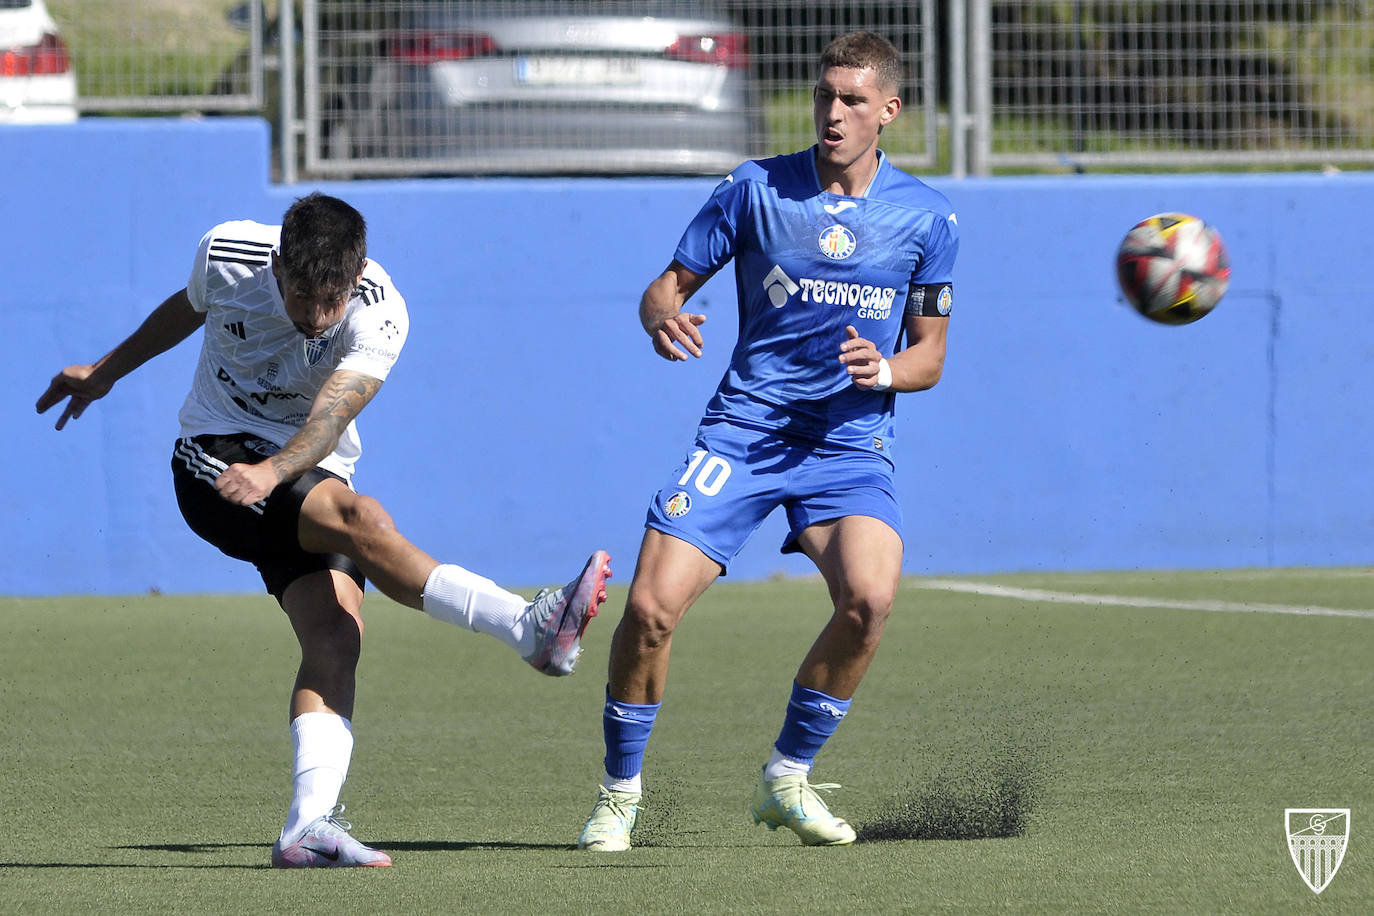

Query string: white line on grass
915 580 1374 620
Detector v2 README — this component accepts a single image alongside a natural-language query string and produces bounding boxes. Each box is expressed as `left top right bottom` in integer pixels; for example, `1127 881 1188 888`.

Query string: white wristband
872 358 893 392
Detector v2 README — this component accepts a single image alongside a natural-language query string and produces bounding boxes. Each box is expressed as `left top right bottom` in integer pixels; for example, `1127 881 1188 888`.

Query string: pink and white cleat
271 805 392 868
524 550 612 676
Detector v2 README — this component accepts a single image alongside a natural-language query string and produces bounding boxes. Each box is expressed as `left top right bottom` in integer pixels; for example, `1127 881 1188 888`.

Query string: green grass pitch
2 568 1371 913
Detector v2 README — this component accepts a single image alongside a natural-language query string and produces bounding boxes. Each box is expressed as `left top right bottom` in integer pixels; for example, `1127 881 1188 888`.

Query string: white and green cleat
577 786 641 852
750 771 857 846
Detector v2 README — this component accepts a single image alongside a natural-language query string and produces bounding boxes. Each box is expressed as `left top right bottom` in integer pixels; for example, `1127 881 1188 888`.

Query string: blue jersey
674 148 958 458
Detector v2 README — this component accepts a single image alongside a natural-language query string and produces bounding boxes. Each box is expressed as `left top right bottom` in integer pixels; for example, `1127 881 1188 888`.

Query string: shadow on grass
117 839 574 853
0 861 269 870
0 838 585 870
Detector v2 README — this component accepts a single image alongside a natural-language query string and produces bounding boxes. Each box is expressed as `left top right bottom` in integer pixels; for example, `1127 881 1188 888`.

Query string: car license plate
515 56 640 86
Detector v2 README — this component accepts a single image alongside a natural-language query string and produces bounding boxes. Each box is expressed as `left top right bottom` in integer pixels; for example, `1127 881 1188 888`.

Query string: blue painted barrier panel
3 119 1370 595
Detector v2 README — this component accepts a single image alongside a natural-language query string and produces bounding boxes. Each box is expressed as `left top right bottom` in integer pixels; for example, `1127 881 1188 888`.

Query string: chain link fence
298 0 935 177
27 1 1374 176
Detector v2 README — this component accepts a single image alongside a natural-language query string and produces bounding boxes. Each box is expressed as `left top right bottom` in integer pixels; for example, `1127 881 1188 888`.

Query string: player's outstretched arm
840 315 948 393
640 261 711 362
214 369 383 506
36 288 206 430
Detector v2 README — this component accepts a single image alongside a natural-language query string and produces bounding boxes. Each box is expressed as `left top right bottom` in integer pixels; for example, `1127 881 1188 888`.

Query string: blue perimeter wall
4 118 1371 596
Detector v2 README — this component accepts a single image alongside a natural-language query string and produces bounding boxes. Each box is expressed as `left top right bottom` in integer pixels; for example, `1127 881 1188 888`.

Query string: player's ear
880 94 901 127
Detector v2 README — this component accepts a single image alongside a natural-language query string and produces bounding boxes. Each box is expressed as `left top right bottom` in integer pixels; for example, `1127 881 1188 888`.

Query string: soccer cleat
750 771 857 846
524 550 612 676
270 805 392 868
577 785 641 852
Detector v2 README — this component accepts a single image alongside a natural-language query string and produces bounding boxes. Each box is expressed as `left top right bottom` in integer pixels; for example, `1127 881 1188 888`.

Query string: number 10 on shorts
678 449 732 496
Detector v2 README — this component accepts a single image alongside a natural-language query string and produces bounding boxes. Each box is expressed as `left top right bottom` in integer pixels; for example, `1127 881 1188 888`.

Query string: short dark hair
277 192 367 295
819 31 903 95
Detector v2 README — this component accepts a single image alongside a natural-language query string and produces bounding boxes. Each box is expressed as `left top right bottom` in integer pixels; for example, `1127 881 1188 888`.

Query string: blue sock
602 687 661 779
773 682 851 765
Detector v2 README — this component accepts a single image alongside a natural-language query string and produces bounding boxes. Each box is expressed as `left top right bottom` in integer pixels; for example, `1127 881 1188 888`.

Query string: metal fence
297 0 937 178
28 1 1374 176
971 0 1374 172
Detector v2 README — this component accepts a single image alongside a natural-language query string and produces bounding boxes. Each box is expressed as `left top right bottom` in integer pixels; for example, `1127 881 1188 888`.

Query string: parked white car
0 0 76 123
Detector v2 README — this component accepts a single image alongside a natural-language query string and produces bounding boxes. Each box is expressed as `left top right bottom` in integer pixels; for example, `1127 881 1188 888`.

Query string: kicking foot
524 550 612 676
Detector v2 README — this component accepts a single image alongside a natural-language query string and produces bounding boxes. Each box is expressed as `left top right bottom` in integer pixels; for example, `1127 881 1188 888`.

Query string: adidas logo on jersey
223 321 246 339
208 237 272 267
355 277 385 305
762 264 898 320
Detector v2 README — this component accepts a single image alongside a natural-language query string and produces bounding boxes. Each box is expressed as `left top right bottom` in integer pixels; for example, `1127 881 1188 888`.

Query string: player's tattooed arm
270 370 382 480
212 369 381 506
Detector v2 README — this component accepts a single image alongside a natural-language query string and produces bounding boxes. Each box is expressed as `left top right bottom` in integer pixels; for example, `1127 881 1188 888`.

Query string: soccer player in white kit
37 193 612 868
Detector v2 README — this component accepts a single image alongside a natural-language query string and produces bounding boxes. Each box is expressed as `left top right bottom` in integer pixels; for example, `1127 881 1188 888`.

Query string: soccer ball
1115 213 1230 325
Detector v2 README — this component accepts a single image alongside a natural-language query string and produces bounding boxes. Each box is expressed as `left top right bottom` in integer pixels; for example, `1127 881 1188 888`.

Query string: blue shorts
645 422 902 573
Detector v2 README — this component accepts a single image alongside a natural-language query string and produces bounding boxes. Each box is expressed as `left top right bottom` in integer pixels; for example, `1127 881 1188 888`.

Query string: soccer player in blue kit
577 31 958 850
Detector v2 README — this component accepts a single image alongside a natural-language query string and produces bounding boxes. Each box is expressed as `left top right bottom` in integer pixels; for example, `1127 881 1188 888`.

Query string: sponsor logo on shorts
664 491 692 518
244 438 280 457
818 225 857 260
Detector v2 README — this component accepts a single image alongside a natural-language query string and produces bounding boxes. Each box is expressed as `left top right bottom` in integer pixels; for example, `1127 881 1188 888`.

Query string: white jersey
177 219 409 482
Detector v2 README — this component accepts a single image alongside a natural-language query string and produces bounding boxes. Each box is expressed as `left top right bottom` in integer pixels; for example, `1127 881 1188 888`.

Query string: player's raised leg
297 478 610 675
579 530 718 851
750 515 901 846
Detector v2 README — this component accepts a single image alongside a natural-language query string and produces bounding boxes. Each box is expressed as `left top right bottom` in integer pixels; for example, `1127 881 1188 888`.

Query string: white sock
422 564 533 655
280 712 354 845
763 747 811 781
603 773 642 795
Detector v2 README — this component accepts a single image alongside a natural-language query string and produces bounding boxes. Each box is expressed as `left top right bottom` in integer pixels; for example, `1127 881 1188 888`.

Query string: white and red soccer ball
1116 213 1230 325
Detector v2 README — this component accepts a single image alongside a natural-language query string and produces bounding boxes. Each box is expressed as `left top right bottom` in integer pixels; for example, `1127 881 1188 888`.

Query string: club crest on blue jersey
818 225 857 260
304 336 330 366
664 490 692 518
